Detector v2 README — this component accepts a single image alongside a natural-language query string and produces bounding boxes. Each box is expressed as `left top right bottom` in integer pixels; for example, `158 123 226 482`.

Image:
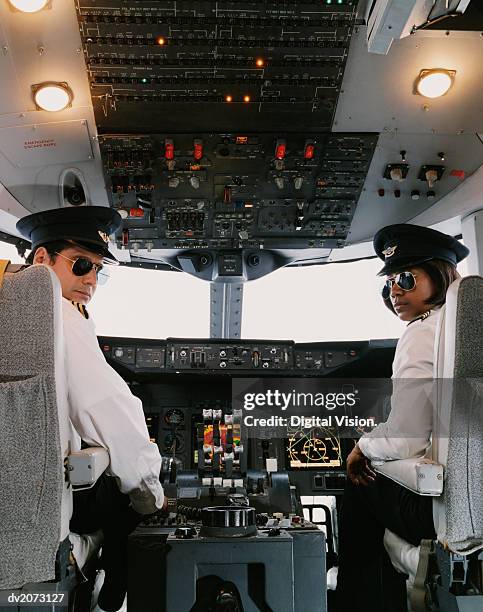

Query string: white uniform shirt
62 299 164 516
358 309 439 461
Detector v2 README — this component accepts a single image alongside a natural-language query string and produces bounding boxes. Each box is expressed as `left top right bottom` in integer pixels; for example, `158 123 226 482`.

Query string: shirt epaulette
71 301 89 319
407 310 431 326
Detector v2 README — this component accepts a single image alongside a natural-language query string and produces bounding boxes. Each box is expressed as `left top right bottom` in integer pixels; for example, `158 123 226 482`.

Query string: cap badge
382 245 397 258
98 230 110 243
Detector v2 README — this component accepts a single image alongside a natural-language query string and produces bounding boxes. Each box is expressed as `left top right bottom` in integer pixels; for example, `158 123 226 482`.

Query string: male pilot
16 206 165 612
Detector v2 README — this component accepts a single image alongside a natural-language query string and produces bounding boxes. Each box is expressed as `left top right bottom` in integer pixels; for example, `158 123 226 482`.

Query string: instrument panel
101 335 396 495
99 337 393 374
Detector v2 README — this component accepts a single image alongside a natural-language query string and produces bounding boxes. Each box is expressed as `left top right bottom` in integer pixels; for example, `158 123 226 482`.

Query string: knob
268 528 281 537
425 169 438 189
275 177 284 190
190 176 200 189
174 527 197 539
247 254 260 267
390 167 403 182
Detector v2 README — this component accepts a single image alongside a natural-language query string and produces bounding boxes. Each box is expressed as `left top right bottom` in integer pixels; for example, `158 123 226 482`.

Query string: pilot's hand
346 444 376 486
162 496 168 512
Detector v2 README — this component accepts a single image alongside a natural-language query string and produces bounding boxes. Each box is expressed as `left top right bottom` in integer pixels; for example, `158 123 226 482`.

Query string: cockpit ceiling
0 0 482 268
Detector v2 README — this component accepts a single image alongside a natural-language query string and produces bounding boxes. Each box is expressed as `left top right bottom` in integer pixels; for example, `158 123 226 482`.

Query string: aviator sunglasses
381 271 418 300
55 251 109 285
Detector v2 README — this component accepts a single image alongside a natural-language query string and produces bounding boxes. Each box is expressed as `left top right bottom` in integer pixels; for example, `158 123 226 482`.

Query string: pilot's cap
16 206 122 263
374 223 469 275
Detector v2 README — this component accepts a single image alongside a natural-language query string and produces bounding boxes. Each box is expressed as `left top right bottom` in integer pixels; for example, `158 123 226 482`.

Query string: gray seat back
435 275 483 553
0 265 64 588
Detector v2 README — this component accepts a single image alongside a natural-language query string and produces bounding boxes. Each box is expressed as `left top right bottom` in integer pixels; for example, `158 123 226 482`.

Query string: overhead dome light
8 0 49 12
415 69 456 98
32 82 73 112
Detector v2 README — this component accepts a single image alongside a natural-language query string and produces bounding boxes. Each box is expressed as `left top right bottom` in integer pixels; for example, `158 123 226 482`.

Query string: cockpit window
242 258 406 342
89 266 210 339
0 242 210 339
0 241 469 341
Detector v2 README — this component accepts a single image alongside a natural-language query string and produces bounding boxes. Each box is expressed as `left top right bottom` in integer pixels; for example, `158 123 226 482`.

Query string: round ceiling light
416 69 455 98
32 82 73 112
8 0 49 12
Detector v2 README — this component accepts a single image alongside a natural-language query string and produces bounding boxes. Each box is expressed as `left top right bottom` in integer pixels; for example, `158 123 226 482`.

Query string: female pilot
335 223 469 612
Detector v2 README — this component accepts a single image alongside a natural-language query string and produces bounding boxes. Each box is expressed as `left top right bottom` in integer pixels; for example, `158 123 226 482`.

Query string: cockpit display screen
286 427 342 469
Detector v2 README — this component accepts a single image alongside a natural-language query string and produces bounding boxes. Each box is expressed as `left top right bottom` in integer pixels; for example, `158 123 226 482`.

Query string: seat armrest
374 457 443 496
67 447 110 488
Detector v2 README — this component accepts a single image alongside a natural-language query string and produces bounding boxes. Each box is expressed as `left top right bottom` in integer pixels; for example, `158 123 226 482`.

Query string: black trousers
70 474 143 612
335 474 436 612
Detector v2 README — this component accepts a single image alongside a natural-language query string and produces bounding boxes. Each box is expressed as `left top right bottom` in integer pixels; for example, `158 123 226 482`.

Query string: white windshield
0 241 468 341
242 259 405 342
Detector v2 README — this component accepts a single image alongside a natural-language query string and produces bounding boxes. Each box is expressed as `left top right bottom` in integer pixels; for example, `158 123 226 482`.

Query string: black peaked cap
374 223 469 275
16 206 122 263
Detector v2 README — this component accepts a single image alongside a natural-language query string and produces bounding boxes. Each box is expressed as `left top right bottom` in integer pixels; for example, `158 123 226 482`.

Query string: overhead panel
99 131 376 252
73 0 378 257
76 0 359 132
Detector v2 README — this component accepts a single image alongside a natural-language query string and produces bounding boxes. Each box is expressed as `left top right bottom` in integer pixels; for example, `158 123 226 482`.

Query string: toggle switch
275 177 284 190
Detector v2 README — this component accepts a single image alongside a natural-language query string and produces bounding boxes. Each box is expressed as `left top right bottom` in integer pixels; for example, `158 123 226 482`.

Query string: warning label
24 139 56 150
